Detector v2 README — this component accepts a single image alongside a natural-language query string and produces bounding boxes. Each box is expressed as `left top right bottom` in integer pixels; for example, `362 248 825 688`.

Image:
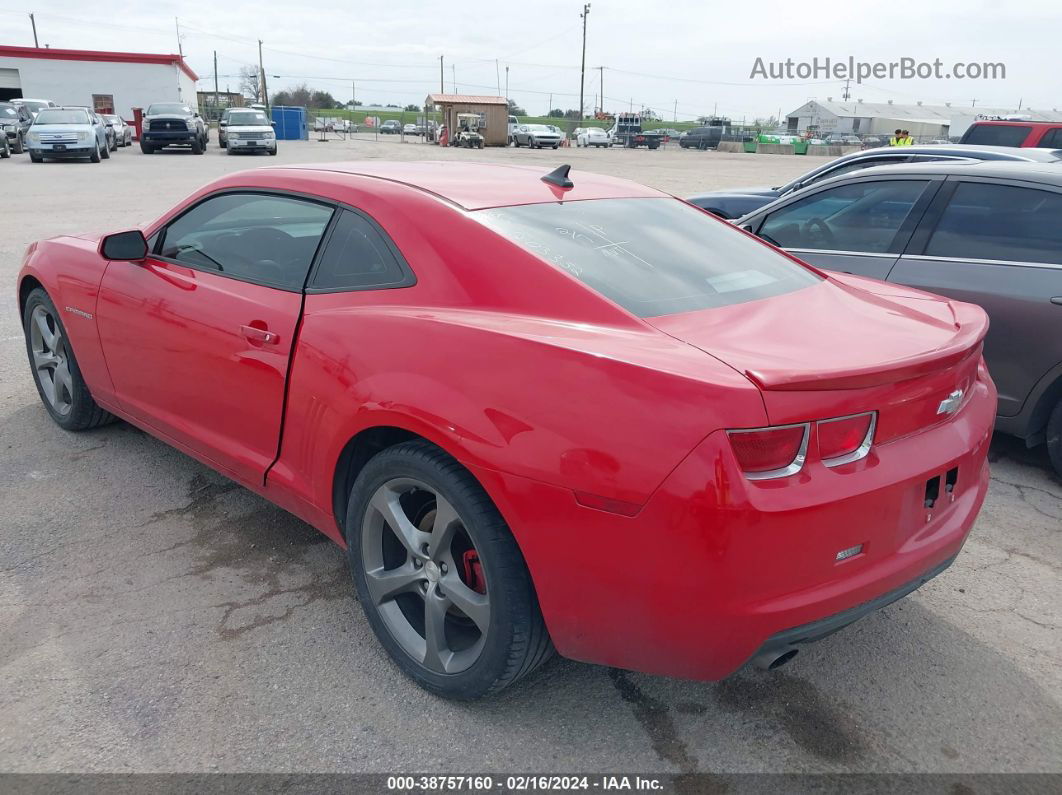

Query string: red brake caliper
462 550 486 594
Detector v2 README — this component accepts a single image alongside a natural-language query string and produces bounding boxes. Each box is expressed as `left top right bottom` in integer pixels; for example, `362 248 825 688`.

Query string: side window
758 180 930 253
925 182 1062 265
158 193 334 289
310 209 413 291
1037 128 1062 148
808 156 906 185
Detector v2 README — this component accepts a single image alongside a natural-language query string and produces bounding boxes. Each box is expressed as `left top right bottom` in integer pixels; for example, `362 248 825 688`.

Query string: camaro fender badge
937 389 964 416
64 306 94 320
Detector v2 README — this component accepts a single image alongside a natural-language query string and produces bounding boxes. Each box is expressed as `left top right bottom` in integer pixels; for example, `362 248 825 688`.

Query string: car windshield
477 197 821 317
0 104 17 118
528 125 551 132
104 115 121 124
147 103 192 115
33 109 90 125
228 112 269 125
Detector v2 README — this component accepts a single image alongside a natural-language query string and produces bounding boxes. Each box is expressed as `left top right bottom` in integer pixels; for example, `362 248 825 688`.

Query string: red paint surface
17 162 996 680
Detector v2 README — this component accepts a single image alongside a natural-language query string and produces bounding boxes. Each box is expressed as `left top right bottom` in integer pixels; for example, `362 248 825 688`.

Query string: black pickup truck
140 102 208 154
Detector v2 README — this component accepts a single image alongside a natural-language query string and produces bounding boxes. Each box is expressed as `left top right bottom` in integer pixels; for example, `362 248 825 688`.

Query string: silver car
26 107 110 163
103 115 133 147
513 124 561 149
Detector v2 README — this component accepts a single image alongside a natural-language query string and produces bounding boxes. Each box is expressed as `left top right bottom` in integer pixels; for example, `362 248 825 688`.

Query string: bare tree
239 66 262 102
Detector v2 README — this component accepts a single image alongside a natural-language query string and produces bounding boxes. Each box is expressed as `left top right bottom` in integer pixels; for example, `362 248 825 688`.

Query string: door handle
240 325 279 345
1051 297 1062 306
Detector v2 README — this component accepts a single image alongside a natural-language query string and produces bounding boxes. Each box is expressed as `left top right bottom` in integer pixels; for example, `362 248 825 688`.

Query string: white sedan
576 127 610 148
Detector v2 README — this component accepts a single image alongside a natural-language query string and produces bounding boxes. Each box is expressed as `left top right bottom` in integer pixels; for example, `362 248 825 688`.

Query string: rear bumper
751 554 956 665
469 373 995 681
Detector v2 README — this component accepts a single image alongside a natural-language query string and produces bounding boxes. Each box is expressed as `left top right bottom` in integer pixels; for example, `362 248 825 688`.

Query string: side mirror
101 230 148 261
219 120 228 127
271 121 276 127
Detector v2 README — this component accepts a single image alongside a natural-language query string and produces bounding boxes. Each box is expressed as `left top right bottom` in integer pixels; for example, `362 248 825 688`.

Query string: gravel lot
1 136 1059 775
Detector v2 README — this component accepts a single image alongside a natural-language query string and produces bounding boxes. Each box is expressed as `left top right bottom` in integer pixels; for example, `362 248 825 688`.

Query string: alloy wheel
361 477 490 674
29 305 74 416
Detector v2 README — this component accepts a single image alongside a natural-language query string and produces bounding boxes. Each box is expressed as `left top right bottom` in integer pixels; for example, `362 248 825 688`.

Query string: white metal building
785 99 1062 139
0 45 198 118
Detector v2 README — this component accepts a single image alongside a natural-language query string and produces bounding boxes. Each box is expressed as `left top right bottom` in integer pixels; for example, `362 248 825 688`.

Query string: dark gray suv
0 101 32 154
736 160 1062 475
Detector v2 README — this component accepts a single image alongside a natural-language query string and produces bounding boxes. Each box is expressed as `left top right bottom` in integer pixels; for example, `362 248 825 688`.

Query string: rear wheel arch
18 275 45 317
332 425 438 540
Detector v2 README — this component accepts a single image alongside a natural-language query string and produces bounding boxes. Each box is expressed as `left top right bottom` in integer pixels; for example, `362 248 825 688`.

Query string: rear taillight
727 424 809 479
728 412 876 480
817 412 875 467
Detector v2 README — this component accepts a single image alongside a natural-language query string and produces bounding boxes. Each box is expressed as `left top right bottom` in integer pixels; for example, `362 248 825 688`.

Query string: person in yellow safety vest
889 128 903 146
902 130 915 146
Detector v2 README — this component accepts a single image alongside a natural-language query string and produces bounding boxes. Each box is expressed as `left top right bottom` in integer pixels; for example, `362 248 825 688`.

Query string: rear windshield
477 198 821 317
960 124 1032 147
33 109 89 125
0 104 17 117
147 103 192 116
19 100 51 112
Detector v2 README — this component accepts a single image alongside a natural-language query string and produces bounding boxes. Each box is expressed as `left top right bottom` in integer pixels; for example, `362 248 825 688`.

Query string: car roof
273 161 666 210
839 144 1062 162
817 159 1062 186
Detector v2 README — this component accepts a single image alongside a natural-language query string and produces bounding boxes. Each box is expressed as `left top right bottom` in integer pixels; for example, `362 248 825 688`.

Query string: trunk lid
647 274 989 442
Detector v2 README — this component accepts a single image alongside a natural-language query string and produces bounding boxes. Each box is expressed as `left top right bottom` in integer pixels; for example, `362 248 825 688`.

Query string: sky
2 0 1060 122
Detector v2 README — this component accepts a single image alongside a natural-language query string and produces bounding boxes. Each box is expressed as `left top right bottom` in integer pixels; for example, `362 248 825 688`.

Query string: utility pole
971 98 977 107
439 56 444 93
213 51 219 120
579 4 591 120
29 13 38 47
258 40 269 110
548 93 552 116
841 78 851 101
598 66 604 114
505 66 509 104
452 64 456 93
495 59 501 96
175 18 183 57
674 100 677 122
352 81 356 111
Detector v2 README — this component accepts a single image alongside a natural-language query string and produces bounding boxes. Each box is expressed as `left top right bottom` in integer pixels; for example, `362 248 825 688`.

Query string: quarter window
758 180 931 253
310 209 413 291
1037 128 1062 148
925 182 1062 265
158 193 334 289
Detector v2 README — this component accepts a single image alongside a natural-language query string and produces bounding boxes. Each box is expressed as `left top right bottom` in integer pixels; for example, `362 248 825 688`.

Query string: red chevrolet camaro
18 162 995 699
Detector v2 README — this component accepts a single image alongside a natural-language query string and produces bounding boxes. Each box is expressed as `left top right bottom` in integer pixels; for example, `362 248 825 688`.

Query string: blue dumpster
271 105 308 140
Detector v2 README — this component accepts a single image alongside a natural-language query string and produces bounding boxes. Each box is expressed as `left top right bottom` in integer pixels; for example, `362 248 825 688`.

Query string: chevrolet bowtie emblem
937 389 964 415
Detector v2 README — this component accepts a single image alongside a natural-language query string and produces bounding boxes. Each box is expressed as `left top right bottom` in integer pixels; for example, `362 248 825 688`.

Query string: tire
347 440 552 699
140 141 154 154
0 141 9 159
269 145 277 156
109 136 117 152
90 141 101 163
13 132 24 154
1047 399 1062 478
552 144 558 149
191 138 204 155
101 140 110 159
23 288 116 431
30 152 43 163
220 139 227 149
226 144 236 156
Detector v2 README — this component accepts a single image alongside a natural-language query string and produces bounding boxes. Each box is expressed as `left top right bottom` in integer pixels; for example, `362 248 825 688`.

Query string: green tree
404 104 420 112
